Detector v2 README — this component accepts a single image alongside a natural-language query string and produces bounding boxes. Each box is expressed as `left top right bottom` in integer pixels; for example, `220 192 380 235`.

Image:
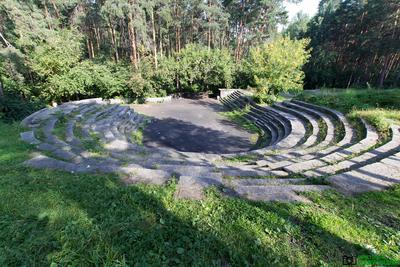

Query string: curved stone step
20 131 40 145
224 178 308 187
292 100 355 146
327 156 400 195
228 95 286 143
232 92 289 138
273 102 318 149
266 106 307 149
283 101 335 148
233 184 332 202
282 120 379 174
175 175 223 200
305 125 400 177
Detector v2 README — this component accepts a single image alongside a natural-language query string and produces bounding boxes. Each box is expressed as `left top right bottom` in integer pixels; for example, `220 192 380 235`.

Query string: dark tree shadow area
143 116 258 153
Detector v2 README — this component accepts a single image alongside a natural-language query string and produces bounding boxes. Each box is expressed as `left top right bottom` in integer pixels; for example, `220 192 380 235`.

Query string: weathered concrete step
229 95 286 143
247 110 280 145
175 175 224 200
284 101 335 147
20 131 40 145
224 178 307 187
220 97 272 146
119 164 173 185
304 125 400 177
156 164 221 178
218 165 289 177
273 102 318 149
283 122 380 173
260 105 292 138
267 106 306 149
328 161 400 195
234 92 290 137
233 184 332 202
22 99 106 128
292 100 355 145
24 154 92 173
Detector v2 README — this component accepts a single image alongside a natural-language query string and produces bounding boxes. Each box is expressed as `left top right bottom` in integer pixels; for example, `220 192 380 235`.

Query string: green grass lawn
1 121 399 266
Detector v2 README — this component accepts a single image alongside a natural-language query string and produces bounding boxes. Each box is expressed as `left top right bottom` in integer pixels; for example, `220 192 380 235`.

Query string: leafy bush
0 94 45 122
176 44 234 94
43 60 130 101
246 36 311 97
30 29 83 79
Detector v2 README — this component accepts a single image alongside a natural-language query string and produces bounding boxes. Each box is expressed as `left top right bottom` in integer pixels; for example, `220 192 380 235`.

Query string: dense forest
297 0 400 89
0 0 399 119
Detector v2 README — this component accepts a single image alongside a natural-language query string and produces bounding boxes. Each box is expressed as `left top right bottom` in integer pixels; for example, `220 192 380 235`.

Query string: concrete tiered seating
219 91 400 199
19 91 400 203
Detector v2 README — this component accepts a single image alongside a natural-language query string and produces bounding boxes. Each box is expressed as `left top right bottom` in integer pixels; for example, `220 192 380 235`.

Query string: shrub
176 44 234 94
246 36 311 97
44 60 129 101
0 93 45 122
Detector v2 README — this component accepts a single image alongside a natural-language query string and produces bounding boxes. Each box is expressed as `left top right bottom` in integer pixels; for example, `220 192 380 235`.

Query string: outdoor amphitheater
20 90 400 203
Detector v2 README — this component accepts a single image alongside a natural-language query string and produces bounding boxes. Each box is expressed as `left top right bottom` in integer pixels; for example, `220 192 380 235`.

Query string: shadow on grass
1 164 392 266
1 117 399 266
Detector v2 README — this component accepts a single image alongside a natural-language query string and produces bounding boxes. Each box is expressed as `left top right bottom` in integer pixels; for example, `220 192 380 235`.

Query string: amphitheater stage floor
131 98 257 154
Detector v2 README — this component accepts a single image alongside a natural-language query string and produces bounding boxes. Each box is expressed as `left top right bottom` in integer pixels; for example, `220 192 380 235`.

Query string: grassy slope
0 122 399 266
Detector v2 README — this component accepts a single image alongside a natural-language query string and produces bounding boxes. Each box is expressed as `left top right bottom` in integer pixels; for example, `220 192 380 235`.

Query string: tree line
0 0 398 119
0 0 299 101
286 0 400 88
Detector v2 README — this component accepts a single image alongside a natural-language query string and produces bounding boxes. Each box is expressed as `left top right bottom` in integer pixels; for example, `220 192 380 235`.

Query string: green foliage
126 56 176 100
304 0 400 88
176 44 234 94
45 60 130 101
30 29 83 80
284 12 310 40
246 36 311 97
0 94 45 122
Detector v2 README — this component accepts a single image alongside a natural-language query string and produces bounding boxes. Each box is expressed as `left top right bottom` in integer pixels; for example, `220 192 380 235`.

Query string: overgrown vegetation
0 121 399 265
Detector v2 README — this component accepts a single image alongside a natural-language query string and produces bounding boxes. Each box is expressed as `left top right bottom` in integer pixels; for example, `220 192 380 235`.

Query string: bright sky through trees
284 0 319 20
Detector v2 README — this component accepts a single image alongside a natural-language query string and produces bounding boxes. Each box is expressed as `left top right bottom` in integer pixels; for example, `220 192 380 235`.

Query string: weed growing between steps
316 118 328 144
1 121 399 266
333 119 345 144
221 153 260 163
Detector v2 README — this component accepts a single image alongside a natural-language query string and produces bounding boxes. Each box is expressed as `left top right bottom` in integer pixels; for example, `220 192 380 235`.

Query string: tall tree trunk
235 19 243 61
159 29 163 58
94 27 101 50
378 56 390 88
151 10 158 69
0 32 12 48
108 18 119 63
50 0 61 20
207 0 212 49
128 13 138 69
134 28 140 64
0 78 4 98
43 0 53 30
